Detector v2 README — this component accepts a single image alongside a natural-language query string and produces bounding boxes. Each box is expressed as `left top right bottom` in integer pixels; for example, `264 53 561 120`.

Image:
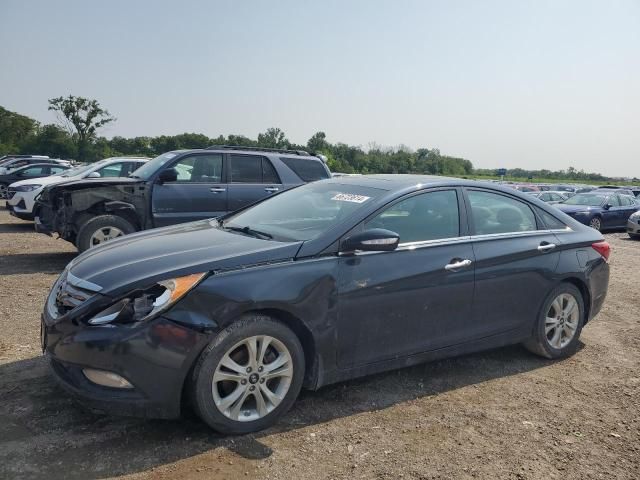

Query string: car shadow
0 221 35 233
0 252 76 275
0 343 573 479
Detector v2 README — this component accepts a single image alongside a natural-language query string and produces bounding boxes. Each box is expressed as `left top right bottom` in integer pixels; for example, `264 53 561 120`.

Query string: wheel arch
73 201 141 231
560 277 592 324
247 308 319 389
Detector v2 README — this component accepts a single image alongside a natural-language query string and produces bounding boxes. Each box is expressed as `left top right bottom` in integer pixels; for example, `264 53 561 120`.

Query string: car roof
11 162 66 171
321 174 472 191
170 148 322 161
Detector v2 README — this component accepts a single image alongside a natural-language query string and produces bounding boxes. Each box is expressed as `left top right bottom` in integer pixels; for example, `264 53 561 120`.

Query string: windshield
563 193 607 206
130 152 181 180
222 181 385 241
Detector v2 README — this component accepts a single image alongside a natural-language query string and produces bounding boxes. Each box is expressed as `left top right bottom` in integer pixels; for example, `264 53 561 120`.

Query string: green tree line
1 102 627 182
0 105 474 176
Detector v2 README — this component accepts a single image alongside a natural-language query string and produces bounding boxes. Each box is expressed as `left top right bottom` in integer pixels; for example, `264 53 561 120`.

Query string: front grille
55 280 93 316
48 271 101 318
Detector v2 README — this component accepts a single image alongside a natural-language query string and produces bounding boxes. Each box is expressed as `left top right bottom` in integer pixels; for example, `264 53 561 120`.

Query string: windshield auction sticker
331 193 370 203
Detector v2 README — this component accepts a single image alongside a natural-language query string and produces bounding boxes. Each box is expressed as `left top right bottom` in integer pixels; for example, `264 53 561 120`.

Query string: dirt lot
0 208 638 480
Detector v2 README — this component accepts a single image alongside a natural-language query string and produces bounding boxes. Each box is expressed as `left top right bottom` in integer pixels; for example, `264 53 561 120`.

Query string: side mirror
87 171 101 178
603 204 612 210
157 168 178 184
341 228 400 253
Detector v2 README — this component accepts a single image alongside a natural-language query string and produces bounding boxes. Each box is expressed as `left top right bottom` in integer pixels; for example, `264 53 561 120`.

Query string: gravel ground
0 208 638 480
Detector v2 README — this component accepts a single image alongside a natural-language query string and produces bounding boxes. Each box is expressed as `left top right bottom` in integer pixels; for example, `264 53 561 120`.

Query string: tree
21 124 77 159
48 95 115 161
257 127 289 149
0 106 38 154
307 131 329 153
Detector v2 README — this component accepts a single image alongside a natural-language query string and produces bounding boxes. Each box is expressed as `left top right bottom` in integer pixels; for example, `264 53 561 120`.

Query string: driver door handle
265 187 280 193
537 242 556 253
444 259 472 271
210 187 226 193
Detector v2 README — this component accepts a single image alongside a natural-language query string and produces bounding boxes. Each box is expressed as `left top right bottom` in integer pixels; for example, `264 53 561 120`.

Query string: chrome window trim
397 235 472 250
347 227 574 256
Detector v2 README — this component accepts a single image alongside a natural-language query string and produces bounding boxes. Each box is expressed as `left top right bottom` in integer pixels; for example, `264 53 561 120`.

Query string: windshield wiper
224 225 273 239
128 174 141 179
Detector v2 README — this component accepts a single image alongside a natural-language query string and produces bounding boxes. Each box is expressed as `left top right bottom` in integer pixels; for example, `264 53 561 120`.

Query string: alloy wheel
589 217 601 231
0 184 7 199
212 335 293 422
545 293 579 349
90 226 124 246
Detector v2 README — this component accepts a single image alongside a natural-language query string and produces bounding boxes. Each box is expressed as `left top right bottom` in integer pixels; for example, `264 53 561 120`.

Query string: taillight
591 241 611 262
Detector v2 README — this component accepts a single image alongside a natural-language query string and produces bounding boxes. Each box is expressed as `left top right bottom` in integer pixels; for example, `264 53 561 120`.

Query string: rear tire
75 215 136 252
191 314 305 434
629 233 640 240
524 283 584 359
0 183 8 200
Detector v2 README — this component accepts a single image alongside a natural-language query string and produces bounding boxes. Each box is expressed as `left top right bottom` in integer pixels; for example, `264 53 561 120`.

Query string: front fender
163 257 340 387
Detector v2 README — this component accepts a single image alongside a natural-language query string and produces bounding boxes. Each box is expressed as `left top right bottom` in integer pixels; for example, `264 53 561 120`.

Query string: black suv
34 146 331 251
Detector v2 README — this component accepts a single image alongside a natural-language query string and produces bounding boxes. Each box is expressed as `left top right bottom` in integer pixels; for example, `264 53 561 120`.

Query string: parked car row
0 155 74 198
0 148 631 434
496 182 640 233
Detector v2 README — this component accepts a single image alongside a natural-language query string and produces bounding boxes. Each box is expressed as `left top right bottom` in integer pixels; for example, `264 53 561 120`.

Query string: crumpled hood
48 176 142 192
10 174 71 188
67 220 302 296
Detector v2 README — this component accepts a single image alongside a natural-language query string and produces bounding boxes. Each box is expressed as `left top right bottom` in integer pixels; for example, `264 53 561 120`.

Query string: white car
6 157 148 220
0 157 70 175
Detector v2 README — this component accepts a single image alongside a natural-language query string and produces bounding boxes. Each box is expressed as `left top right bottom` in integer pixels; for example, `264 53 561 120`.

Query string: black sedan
0 163 70 199
42 175 611 433
555 192 639 231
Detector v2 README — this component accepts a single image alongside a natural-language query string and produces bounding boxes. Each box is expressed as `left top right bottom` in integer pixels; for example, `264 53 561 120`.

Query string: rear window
280 157 329 182
535 207 567 230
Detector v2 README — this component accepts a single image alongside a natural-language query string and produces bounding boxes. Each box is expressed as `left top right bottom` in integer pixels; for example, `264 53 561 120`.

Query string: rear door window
230 155 262 183
279 157 329 182
49 166 67 175
19 166 49 177
467 190 537 235
365 190 460 243
620 196 633 207
262 158 280 184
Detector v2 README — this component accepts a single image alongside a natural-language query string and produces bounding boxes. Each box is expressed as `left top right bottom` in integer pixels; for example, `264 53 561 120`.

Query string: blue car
556 191 639 231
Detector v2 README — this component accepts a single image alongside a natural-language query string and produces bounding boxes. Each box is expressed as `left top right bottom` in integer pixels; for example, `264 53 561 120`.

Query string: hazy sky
1 0 638 177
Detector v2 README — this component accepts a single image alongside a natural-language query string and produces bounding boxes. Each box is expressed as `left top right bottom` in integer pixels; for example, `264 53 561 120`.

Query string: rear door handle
444 259 472 271
537 242 556 253
210 187 226 193
265 187 280 193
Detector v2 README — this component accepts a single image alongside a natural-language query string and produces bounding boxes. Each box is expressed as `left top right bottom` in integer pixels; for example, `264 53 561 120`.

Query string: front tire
524 283 584 359
589 216 602 231
75 215 136 252
0 183 8 200
191 314 305 434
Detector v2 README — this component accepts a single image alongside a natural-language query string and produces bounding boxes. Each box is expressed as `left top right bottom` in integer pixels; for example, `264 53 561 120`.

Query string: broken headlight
88 273 207 325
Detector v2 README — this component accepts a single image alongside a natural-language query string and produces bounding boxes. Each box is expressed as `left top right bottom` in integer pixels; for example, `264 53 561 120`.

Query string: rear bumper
587 259 609 322
627 218 640 236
